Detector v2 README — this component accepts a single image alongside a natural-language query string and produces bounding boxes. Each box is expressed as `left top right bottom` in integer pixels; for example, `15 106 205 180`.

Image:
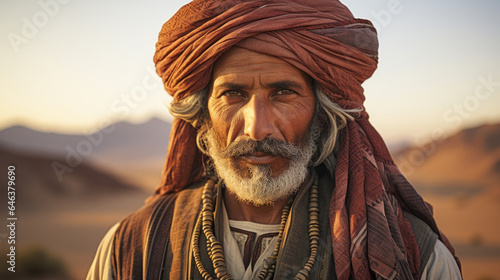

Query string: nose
243 96 276 141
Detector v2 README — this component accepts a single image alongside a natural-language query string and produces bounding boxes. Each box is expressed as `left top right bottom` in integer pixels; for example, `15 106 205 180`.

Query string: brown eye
275 89 296 96
224 90 244 97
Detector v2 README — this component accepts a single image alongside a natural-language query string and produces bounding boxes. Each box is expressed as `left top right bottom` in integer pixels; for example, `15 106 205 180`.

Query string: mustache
217 138 302 159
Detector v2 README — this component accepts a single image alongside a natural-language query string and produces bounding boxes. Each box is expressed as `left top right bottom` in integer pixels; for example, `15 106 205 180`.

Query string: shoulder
421 239 462 279
116 192 179 237
403 212 462 279
116 180 206 238
88 181 206 280
114 181 206 250
86 194 180 280
86 223 120 280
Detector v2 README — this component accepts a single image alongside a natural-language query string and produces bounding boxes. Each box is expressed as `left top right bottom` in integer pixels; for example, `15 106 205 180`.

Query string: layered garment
87 168 460 280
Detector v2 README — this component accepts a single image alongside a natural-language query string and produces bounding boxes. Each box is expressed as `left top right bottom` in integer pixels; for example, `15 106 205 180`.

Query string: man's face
206 47 317 205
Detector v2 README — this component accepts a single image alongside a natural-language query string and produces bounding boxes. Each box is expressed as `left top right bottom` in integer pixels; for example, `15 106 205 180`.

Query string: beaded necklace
192 176 320 280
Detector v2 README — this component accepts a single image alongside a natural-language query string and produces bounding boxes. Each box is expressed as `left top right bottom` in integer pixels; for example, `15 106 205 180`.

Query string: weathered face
207 47 316 178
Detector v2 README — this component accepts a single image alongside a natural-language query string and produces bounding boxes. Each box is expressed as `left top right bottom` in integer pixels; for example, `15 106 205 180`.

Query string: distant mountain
0 117 171 159
0 117 172 190
392 123 500 200
0 147 143 211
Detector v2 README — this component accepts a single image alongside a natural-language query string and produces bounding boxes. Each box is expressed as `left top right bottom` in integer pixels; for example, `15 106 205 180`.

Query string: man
88 0 462 279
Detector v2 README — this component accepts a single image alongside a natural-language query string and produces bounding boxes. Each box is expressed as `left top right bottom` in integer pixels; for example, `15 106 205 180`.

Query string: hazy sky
1 0 499 144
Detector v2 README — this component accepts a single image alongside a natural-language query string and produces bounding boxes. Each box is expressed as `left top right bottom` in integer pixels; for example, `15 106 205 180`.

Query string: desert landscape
0 119 498 279
394 123 500 279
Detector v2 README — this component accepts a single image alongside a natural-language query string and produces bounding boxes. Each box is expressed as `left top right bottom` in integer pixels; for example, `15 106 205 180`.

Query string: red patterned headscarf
152 0 460 279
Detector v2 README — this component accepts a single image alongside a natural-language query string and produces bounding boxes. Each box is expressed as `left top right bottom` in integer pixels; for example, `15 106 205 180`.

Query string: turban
152 0 461 279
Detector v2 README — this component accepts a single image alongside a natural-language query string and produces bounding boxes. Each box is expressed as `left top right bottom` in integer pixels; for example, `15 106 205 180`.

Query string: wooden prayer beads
192 176 320 280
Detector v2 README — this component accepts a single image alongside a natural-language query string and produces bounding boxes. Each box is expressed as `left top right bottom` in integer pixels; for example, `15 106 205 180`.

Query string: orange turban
152 1 460 279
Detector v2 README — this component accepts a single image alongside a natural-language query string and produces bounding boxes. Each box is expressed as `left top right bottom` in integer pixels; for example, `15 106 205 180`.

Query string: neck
223 188 289 224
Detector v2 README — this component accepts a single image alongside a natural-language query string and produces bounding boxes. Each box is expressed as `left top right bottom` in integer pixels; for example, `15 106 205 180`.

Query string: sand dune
393 123 500 279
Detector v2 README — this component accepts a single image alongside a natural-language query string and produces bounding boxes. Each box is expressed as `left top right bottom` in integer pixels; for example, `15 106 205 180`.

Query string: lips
240 152 278 165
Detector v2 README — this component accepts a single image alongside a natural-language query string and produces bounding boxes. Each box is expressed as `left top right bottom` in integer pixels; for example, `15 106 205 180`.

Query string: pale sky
1 0 499 145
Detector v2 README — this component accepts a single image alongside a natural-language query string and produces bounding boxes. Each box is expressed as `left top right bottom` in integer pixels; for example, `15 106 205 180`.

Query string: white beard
205 124 319 206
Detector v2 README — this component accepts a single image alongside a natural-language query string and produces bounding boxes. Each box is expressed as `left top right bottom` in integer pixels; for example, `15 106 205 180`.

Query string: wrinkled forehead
211 46 313 89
